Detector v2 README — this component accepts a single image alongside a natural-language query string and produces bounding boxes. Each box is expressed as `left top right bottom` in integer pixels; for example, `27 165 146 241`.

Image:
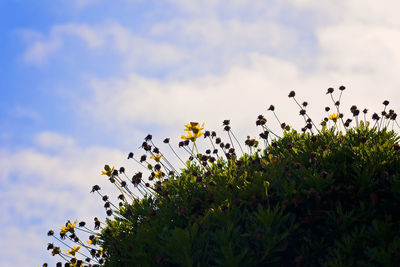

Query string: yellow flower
246 138 259 147
181 131 203 142
101 165 115 176
60 220 77 235
86 236 99 245
184 122 205 134
70 260 85 267
65 246 80 256
154 170 163 179
329 113 340 123
150 154 163 162
101 165 115 177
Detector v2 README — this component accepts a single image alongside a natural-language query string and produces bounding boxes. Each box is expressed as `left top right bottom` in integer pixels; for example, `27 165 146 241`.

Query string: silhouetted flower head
222 120 230 126
90 185 101 193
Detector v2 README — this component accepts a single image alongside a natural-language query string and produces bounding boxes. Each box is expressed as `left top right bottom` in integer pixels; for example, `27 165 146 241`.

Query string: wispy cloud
5 1 400 266
22 22 185 70
13 105 41 122
0 132 128 265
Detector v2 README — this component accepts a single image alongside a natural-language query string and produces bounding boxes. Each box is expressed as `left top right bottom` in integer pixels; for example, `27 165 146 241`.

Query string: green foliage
100 122 400 266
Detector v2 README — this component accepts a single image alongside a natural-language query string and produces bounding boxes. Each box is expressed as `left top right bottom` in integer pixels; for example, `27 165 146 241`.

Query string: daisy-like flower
60 220 77 235
150 154 163 162
70 260 84 267
184 122 205 135
181 131 204 142
101 165 115 177
65 246 80 256
154 170 163 179
329 113 340 123
86 236 99 245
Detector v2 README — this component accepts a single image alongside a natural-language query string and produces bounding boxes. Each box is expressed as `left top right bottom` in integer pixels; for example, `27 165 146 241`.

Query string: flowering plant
44 87 400 266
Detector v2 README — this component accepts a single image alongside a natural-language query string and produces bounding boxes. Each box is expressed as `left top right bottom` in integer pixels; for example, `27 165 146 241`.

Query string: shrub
44 87 400 267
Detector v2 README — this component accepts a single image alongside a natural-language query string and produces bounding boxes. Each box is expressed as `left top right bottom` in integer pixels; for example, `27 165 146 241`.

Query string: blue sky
1 0 400 266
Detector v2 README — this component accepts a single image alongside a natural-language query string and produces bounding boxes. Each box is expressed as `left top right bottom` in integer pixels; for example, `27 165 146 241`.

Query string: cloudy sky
1 0 400 266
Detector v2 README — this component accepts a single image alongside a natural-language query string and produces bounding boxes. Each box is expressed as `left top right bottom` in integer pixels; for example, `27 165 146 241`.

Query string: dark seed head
326 87 334 94
91 185 101 193
372 113 380 121
288 91 295 98
268 105 275 111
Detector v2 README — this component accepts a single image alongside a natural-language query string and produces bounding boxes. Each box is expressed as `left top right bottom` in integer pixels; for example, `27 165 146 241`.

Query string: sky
1 0 400 266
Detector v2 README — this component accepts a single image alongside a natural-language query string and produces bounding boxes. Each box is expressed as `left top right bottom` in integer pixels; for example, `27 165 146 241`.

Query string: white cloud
0 132 142 265
23 23 103 64
11 1 400 266
22 22 185 69
13 105 41 122
24 37 62 64
34 131 76 150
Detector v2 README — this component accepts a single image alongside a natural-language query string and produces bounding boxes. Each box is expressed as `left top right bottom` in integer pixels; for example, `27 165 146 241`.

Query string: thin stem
168 143 186 166
229 129 244 155
272 110 281 126
329 94 346 132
